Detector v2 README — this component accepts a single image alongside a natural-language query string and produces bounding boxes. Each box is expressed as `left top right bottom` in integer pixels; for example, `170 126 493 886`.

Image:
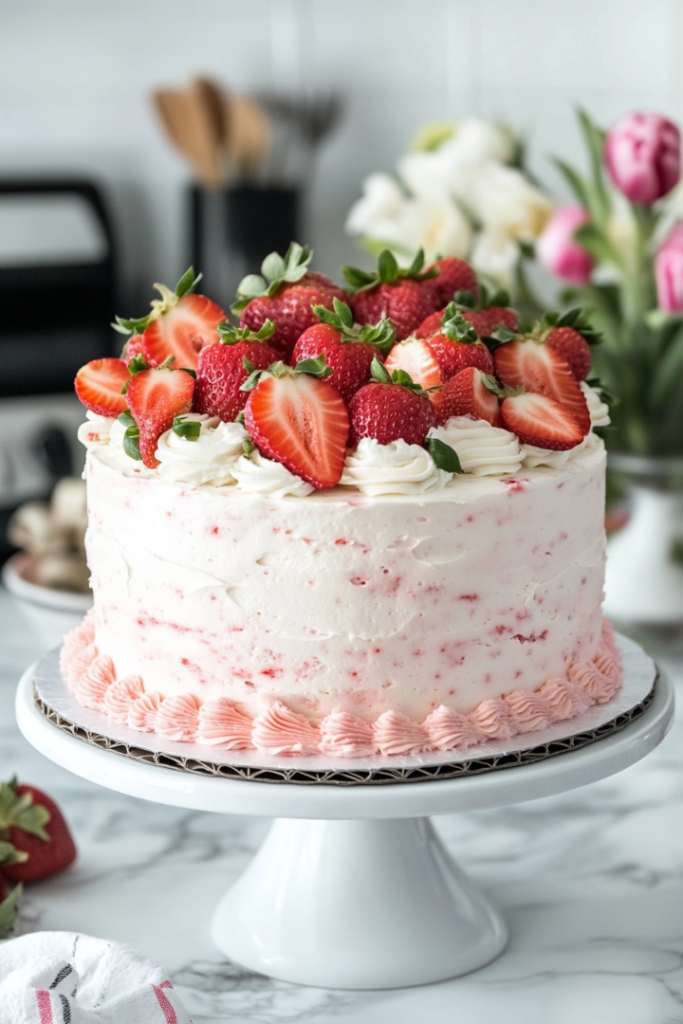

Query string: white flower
397 197 473 263
446 118 515 167
470 227 520 286
471 163 552 242
345 173 406 237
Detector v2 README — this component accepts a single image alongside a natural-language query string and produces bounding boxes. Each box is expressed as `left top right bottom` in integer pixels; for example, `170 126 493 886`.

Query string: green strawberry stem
0 779 50 842
342 247 438 293
233 242 313 311
112 268 202 336
0 883 22 940
312 299 396 354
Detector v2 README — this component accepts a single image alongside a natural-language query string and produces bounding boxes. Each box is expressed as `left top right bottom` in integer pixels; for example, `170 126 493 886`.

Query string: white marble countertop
2 586 683 1023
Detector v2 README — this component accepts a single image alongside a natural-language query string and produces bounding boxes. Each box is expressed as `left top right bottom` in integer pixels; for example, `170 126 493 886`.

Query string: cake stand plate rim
14 638 674 818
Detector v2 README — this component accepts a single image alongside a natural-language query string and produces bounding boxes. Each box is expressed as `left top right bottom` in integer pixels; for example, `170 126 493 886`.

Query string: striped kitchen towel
0 932 192 1023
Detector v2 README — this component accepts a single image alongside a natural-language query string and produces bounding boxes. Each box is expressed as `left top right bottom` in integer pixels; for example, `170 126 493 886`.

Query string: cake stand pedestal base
15 648 673 990
213 816 507 988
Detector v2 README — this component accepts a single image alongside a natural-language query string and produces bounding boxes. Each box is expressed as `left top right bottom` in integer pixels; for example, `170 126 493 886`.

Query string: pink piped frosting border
59 613 623 759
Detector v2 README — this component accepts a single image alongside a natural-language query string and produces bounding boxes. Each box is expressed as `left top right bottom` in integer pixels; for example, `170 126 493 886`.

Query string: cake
63 250 622 758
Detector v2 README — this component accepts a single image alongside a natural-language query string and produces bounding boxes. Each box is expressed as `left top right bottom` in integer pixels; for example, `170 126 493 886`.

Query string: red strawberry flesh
501 392 585 450
245 374 349 489
141 293 225 370
494 340 591 434
126 367 195 469
75 358 130 417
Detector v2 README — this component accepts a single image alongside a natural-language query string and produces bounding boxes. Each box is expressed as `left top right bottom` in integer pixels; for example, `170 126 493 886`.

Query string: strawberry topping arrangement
0 777 77 938
74 246 607 491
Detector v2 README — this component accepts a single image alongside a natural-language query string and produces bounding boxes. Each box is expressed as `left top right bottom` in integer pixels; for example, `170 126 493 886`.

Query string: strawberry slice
75 358 130 417
141 293 225 370
245 365 350 489
500 392 585 450
494 340 591 435
114 268 225 372
439 368 503 427
126 366 195 468
384 338 444 415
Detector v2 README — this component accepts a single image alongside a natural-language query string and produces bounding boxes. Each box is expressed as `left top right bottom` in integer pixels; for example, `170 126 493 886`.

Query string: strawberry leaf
123 424 142 461
425 438 462 473
358 318 395 355
175 267 202 299
0 841 28 866
342 266 375 290
452 289 477 309
172 417 201 441
294 356 333 379
370 357 392 385
242 437 256 456
442 307 479 344
0 782 50 841
261 251 286 282
378 249 400 284
0 883 22 940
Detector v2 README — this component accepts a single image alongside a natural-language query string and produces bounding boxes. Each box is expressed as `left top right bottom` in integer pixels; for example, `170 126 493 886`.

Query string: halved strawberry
244 361 350 489
384 337 443 415
439 368 503 427
494 340 591 435
75 358 130 417
114 269 225 372
500 392 585 450
545 326 591 381
126 365 195 468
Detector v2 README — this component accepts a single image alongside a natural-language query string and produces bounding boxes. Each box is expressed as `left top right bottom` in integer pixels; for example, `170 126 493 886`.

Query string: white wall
0 0 681 311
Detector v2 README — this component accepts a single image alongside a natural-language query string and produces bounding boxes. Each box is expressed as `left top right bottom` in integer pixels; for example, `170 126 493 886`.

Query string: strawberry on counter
0 777 77 884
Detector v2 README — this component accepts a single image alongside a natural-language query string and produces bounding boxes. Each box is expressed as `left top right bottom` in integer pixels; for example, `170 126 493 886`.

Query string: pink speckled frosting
59 617 623 758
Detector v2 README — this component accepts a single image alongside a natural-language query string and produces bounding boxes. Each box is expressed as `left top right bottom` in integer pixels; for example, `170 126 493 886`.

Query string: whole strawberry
416 305 490 340
126 361 195 468
343 249 436 341
418 304 495 378
113 268 225 371
349 358 437 447
421 256 478 311
291 299 395 402
194 320 279 421
243 357 349 489
234 243 345 360
0 778 76 884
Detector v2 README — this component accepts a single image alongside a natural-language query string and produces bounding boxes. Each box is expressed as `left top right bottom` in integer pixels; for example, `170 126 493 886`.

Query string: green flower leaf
118 409 136 429
123 425 142 461
425 437 462 473
172 417 201 441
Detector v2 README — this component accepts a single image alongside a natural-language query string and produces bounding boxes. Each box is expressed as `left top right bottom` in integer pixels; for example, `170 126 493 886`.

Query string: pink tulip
655 223 683 312
536 205 593 285
606 112 680 205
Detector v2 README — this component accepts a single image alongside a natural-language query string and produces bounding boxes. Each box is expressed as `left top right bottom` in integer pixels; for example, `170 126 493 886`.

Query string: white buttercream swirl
156 414 247 486
230 450 314 498
340 438 450 496
77 412 115 448
581 382 610 427
429 417 523 477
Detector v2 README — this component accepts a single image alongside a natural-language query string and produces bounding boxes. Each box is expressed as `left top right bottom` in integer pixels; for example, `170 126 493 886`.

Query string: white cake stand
15 659 674 990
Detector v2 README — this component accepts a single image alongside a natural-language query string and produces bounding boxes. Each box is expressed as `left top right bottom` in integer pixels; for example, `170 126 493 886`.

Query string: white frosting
230 450 314 498
429 417 523 477
156 415 247 486
77 412 115 448
581 382 610 427
340 438 451 496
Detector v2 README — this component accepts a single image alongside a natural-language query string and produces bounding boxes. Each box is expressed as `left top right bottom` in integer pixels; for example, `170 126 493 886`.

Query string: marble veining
2 587 683 1023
